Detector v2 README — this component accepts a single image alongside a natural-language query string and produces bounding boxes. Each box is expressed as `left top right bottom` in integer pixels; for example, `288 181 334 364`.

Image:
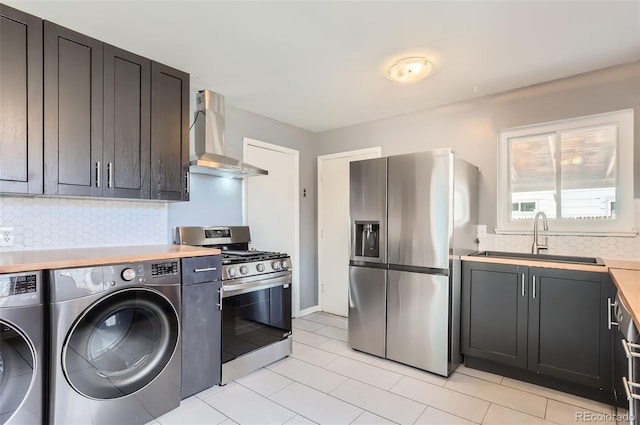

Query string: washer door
0 321 35 425
63 288 179 400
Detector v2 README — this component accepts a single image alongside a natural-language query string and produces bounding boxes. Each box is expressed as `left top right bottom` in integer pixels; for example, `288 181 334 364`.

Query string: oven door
221 272 292 364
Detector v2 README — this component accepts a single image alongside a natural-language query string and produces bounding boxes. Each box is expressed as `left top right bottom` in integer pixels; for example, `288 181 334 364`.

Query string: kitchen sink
469 251 605 266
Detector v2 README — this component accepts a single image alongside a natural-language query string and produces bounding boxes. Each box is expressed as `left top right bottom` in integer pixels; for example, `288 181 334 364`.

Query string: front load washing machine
0 271 44 425
49 260 182 425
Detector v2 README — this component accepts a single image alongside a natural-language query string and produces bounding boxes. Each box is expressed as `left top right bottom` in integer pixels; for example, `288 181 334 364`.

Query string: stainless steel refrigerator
348 148 478 376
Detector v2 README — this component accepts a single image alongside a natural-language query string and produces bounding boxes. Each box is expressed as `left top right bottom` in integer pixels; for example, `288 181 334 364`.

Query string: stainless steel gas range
174 226 292 384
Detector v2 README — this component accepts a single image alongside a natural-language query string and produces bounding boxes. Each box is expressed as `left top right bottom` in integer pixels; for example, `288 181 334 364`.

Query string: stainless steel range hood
190 90 268 178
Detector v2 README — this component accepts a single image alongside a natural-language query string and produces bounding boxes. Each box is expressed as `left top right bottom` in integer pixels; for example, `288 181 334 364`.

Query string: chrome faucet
532 211 549 254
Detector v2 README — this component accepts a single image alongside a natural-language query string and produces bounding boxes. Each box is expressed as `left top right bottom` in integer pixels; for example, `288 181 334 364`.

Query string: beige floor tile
267 357 348 393
315 339 378 364
545 399 616 425
156 396 228 425
314 326 348 342
202 384 296 425
351 411 398 424
292 329 331 346
270 382 363 425
391 376 490 423
370 358 449 387
445 372 547 418
414 407 478 425
457 364 503 384
325 356 403 390
305 313 348 330
235 368 294 396
482 404 555 425
292 318 326 332
195 382 237 400
283 415 317 425
330 379 425 424
500 377 613 415
291 341 340 367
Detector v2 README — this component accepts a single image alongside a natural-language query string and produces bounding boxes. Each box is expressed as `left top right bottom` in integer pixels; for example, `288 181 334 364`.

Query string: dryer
0 271 44 425
49 260 182 425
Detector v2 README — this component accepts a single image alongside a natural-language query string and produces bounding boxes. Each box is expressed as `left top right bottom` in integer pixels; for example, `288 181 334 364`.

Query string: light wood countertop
606 259 640 329
460 255 609 273
0 245 221 273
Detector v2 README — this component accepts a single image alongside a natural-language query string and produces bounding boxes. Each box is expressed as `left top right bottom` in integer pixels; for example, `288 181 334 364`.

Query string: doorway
243 137 300 316
317 147 381 317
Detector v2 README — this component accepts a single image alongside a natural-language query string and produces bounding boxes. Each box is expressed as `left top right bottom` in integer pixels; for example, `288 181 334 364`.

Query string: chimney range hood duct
190 90 268 178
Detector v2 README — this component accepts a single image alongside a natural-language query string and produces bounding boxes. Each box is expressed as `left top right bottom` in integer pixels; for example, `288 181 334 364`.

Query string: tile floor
150 312 626 425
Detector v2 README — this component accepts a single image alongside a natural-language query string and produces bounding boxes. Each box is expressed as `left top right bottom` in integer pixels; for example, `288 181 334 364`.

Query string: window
497 109 635 236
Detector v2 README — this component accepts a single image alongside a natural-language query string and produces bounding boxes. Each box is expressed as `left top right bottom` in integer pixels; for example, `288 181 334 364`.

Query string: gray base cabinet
181 255 222 399
462 261 614 391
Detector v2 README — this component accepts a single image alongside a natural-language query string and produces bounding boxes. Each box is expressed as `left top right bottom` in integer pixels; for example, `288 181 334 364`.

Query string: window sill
494 228 638 237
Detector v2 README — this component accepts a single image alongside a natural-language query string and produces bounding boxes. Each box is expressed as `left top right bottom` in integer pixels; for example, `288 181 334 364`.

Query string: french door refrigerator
348 148 478 376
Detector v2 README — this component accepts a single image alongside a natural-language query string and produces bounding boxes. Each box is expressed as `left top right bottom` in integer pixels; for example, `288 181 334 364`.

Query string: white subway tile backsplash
0 196 168 250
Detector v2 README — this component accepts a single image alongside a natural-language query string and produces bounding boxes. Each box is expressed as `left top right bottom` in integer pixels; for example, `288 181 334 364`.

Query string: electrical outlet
476 225 487 238
0 227 14 247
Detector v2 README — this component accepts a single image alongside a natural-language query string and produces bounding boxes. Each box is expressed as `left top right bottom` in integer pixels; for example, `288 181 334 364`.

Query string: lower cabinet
462 261 614 392
180 255 222 399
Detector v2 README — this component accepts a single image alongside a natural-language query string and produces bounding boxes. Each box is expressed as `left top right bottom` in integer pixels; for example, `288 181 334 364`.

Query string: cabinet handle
622 338 640 358
521 274 526 297
185 171 190 194
532 275 536 299
608 298 619 330
623 377 640 400
96 161 101 188
216 287 223 311
194 267 217 273
107 163 113 188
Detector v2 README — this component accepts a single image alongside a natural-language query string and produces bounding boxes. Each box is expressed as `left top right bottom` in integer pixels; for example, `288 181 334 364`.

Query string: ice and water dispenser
354 221 380 258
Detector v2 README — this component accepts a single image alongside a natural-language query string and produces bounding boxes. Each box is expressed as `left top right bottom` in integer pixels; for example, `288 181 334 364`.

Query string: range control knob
227 267 237 278
272 261 282 270
256 263 265 272
239 266 248 275
121 268 136 281
281 260 289 269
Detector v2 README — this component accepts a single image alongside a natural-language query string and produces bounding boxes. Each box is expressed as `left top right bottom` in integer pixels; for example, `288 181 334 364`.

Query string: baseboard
297 305 321 317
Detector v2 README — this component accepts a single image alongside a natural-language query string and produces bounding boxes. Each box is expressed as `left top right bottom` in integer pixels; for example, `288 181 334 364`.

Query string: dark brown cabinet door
527 268 613 389
44 21 103 196
461 261 529 368
151 62 189 201
0 5 43 194
103 45 151 199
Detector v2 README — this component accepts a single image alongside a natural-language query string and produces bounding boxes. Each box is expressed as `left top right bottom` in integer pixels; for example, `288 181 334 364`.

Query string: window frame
496 109 635 236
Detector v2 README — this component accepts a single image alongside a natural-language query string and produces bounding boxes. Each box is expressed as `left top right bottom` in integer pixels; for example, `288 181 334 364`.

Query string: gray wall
168 104 319 310
317 62 640 231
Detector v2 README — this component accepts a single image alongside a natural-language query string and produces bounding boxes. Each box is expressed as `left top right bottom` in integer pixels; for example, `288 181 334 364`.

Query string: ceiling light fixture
386 57 433 83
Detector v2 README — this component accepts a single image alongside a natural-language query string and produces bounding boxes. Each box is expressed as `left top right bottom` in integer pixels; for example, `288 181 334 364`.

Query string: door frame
242 137 301 317
317 147 382 314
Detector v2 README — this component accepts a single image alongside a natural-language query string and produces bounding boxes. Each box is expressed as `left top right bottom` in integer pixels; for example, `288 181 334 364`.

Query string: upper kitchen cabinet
0 4 43 194
43 21 189 200
44 21 103 197
103 45 151 199
150 62 189 201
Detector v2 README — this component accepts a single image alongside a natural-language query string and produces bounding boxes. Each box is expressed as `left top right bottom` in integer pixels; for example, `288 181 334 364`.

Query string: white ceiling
7 1 640 132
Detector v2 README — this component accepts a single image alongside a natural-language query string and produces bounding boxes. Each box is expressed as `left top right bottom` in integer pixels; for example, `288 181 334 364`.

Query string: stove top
221 250 289 265
174 226 291 281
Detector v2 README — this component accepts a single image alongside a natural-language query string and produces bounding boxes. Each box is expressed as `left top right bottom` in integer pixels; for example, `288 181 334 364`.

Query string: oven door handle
222 274 291 298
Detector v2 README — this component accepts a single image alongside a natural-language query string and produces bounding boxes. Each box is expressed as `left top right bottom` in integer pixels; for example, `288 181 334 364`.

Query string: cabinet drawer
181 256 221 285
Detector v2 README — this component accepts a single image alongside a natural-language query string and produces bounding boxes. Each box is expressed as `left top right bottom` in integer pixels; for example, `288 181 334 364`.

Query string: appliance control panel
0 271 41 306
151 261 179 278
0 274 37 296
